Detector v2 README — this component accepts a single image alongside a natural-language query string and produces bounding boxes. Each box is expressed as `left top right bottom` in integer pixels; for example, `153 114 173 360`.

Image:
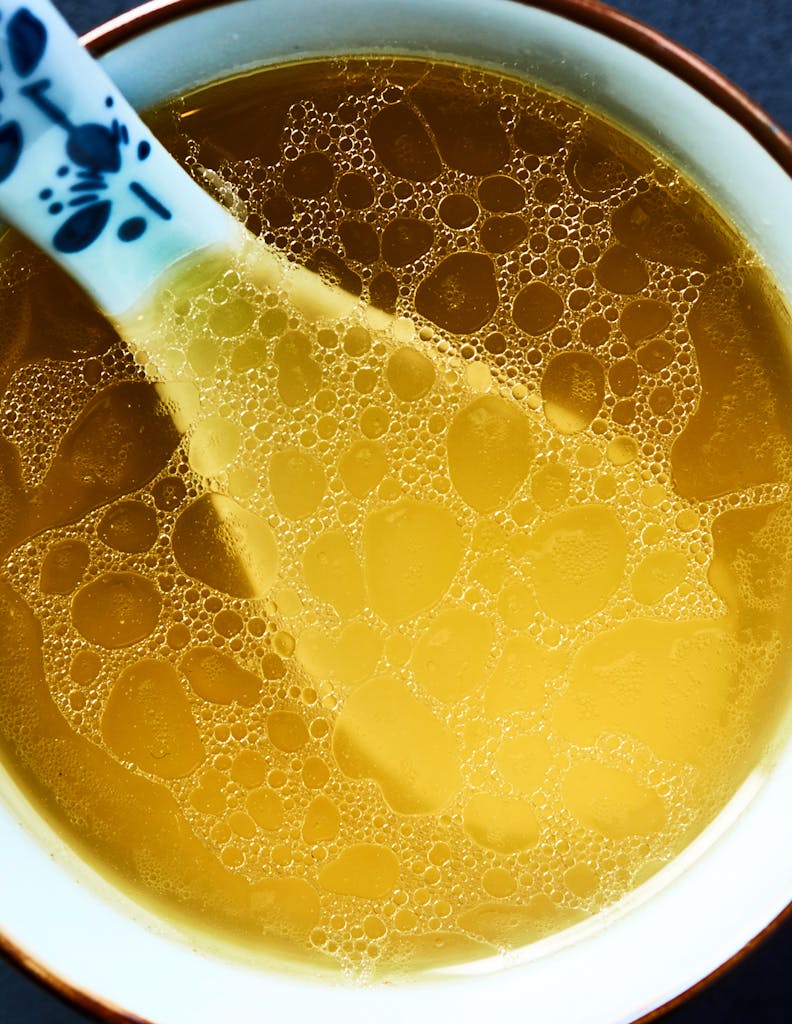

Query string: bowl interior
2 2 792 1022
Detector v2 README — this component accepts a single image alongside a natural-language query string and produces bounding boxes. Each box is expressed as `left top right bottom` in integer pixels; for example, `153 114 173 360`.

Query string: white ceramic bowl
2 2 792 1021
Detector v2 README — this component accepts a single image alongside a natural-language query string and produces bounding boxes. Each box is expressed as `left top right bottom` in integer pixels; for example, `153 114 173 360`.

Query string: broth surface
1 58 792 977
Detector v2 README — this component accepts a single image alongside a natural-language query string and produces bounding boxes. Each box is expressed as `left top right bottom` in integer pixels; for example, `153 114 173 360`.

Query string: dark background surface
1 0 792 1021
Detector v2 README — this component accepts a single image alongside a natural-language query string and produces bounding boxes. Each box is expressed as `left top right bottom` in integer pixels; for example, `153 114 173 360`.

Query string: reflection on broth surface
1 57 792 978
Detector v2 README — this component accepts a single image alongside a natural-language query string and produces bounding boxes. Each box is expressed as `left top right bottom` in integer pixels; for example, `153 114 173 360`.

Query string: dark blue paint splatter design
72 180 107 193
69 194 99 208
129 181 172 221
8 8 47 77
53 199 111 253
66 121 124 174
118 216 146 242
0 6 172 252
0 120 22 181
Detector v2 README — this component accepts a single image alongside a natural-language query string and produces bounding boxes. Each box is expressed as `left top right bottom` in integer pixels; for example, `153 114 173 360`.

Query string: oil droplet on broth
562 760 666 839
97 500 158 554
302 529 365 617
302 794 340 843
484 635 565 718
102 660 204 779
495 733 553 794
411 606 493 703
71 571 161 648
333 675 461 813
40 539 89 594
1 55 792 981
181 647 261 706
172 493 279 599
363 499 464 623
386 347 436 402
541 352 605 434
447 395 535 512
554 619 735 762
530 505 627 623
318 844 400 900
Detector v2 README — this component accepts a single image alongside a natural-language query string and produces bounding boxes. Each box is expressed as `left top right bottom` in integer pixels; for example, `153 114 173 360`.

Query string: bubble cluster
0 57 791 978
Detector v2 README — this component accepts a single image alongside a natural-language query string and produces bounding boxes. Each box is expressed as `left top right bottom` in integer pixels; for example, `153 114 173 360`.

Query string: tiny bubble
105 96 114 107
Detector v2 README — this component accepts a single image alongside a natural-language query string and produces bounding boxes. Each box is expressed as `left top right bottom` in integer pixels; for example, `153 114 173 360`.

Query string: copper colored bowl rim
3 1 792 1022
84 0 792 176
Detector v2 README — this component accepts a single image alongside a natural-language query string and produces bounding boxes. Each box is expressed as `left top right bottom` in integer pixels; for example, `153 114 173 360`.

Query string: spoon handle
0 1 237 316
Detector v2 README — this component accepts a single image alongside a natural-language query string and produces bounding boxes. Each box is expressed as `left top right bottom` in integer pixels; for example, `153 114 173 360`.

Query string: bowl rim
85 0 792 176
3 1 792 1022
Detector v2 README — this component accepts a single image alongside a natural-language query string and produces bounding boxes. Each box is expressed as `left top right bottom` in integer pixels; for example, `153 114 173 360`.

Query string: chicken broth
1 57 792 978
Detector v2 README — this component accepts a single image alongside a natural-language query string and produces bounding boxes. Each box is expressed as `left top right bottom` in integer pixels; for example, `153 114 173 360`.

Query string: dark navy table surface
1 1 791 1022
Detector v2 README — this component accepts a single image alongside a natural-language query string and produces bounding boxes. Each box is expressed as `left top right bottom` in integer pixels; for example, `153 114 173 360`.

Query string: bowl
1 1 791 1021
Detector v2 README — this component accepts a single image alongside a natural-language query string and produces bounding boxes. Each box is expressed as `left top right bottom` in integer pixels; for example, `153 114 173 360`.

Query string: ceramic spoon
0 0 358 317
0 0 369 595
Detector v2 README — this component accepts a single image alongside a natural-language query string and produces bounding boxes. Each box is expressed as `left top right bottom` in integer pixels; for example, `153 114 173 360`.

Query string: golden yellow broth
0 58 791 978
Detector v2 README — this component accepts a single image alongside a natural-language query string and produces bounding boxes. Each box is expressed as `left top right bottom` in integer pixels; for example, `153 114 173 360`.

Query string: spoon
0 1 357 319
0 0 373 594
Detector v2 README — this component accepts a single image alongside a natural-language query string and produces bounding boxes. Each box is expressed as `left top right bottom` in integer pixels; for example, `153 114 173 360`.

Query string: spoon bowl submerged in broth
1 56 792 978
